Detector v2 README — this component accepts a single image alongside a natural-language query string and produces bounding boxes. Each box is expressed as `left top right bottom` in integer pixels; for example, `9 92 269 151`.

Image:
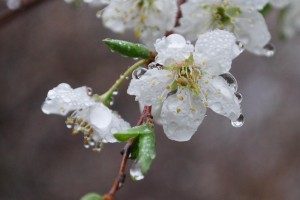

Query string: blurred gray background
1 1 300 200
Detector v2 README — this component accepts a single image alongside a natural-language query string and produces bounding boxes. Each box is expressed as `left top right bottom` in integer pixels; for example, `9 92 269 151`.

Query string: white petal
234 9 271 55
205 76 241 121
89 103 130 143
154 34 194 66
41 83 95 116
194 30 242 75
127 69 173 106
89 103 112 129
161 91 206 142
231 0 269 10
174 2 212 41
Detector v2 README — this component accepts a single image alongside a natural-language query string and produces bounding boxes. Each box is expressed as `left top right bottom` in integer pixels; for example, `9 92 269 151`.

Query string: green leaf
80 193 102 200
138 133 156 176
114 124 154 142
103 39 152 59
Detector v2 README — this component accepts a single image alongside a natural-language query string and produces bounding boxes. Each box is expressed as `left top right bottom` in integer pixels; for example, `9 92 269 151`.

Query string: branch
0 0 51 27
166 0 186 36
103 106 153 200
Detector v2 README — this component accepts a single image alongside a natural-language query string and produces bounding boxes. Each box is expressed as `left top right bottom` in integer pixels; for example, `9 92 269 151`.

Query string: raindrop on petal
130 161 144 181
235 92 243 103
132 67 147 79
235 41 244 53
92 141 103 152
262 43 275 57
148 62 163 70
87 87 93 96
231 114 245 128
220 73 238 91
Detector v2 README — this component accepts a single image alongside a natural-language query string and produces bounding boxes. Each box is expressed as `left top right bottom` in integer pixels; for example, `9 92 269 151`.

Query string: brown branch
103 106 153 200
166 0 186 36
0 0 51 27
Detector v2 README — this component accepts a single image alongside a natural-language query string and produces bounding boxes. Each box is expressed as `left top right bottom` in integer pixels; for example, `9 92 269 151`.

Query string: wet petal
127 69 173 106
154 34 194 66
41 83 95 116
194 30 242 75
234 9 271 55
161 91 206 142
205 76 241 121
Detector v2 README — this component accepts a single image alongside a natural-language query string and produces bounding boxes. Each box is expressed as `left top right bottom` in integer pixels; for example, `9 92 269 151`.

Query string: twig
166 0 186 36
103 106 153 200
0 0 51 27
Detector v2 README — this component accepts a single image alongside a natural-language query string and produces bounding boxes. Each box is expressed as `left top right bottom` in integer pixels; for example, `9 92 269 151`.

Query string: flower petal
161 91 206 142
41 83 95 116
205 76 241 121
194 30 242 75
127 68 173 106
231 0 269 10
234 9 271 55
89 103 130 143
154 34 194 66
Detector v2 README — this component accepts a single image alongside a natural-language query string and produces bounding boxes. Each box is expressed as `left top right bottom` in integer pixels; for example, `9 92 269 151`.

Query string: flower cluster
128 30 244 141
42 83 130 151
175 0 272 56
100 0 177 48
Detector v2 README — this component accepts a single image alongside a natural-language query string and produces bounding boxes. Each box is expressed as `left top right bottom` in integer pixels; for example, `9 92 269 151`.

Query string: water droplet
125 76 129 80
263 43 275 57
231 114 245 128
133 57 139 61
132 67 147 79
112 91 118 96
109 101 114 106
220 73 238 91
66 124 72 129
235 41 244 54
89 139 95 147
130 161 144 181
166 89 178 98
84 144 90 149
235 92 243 103
92 141 103 152
87 87 93 96
148 62 163 70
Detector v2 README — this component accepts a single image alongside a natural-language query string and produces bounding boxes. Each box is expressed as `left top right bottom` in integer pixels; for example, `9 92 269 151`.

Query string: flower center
203 2 241 30
171 55 202 96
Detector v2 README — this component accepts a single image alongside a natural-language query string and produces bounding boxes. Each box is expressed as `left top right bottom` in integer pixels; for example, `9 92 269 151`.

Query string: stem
103 106 153 200
100 59 149 106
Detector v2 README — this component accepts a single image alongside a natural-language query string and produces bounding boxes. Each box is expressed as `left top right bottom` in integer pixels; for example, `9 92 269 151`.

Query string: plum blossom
128 30 244 142
175 0 273 56
42 83 130 151
281 0 300 38
100 0 177 48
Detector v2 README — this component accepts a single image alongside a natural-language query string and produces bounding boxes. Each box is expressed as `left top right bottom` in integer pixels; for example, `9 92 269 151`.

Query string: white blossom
128 30 244 142
100 0 177 48
175 0 272 56
42 83 130 150
281 0 300 38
